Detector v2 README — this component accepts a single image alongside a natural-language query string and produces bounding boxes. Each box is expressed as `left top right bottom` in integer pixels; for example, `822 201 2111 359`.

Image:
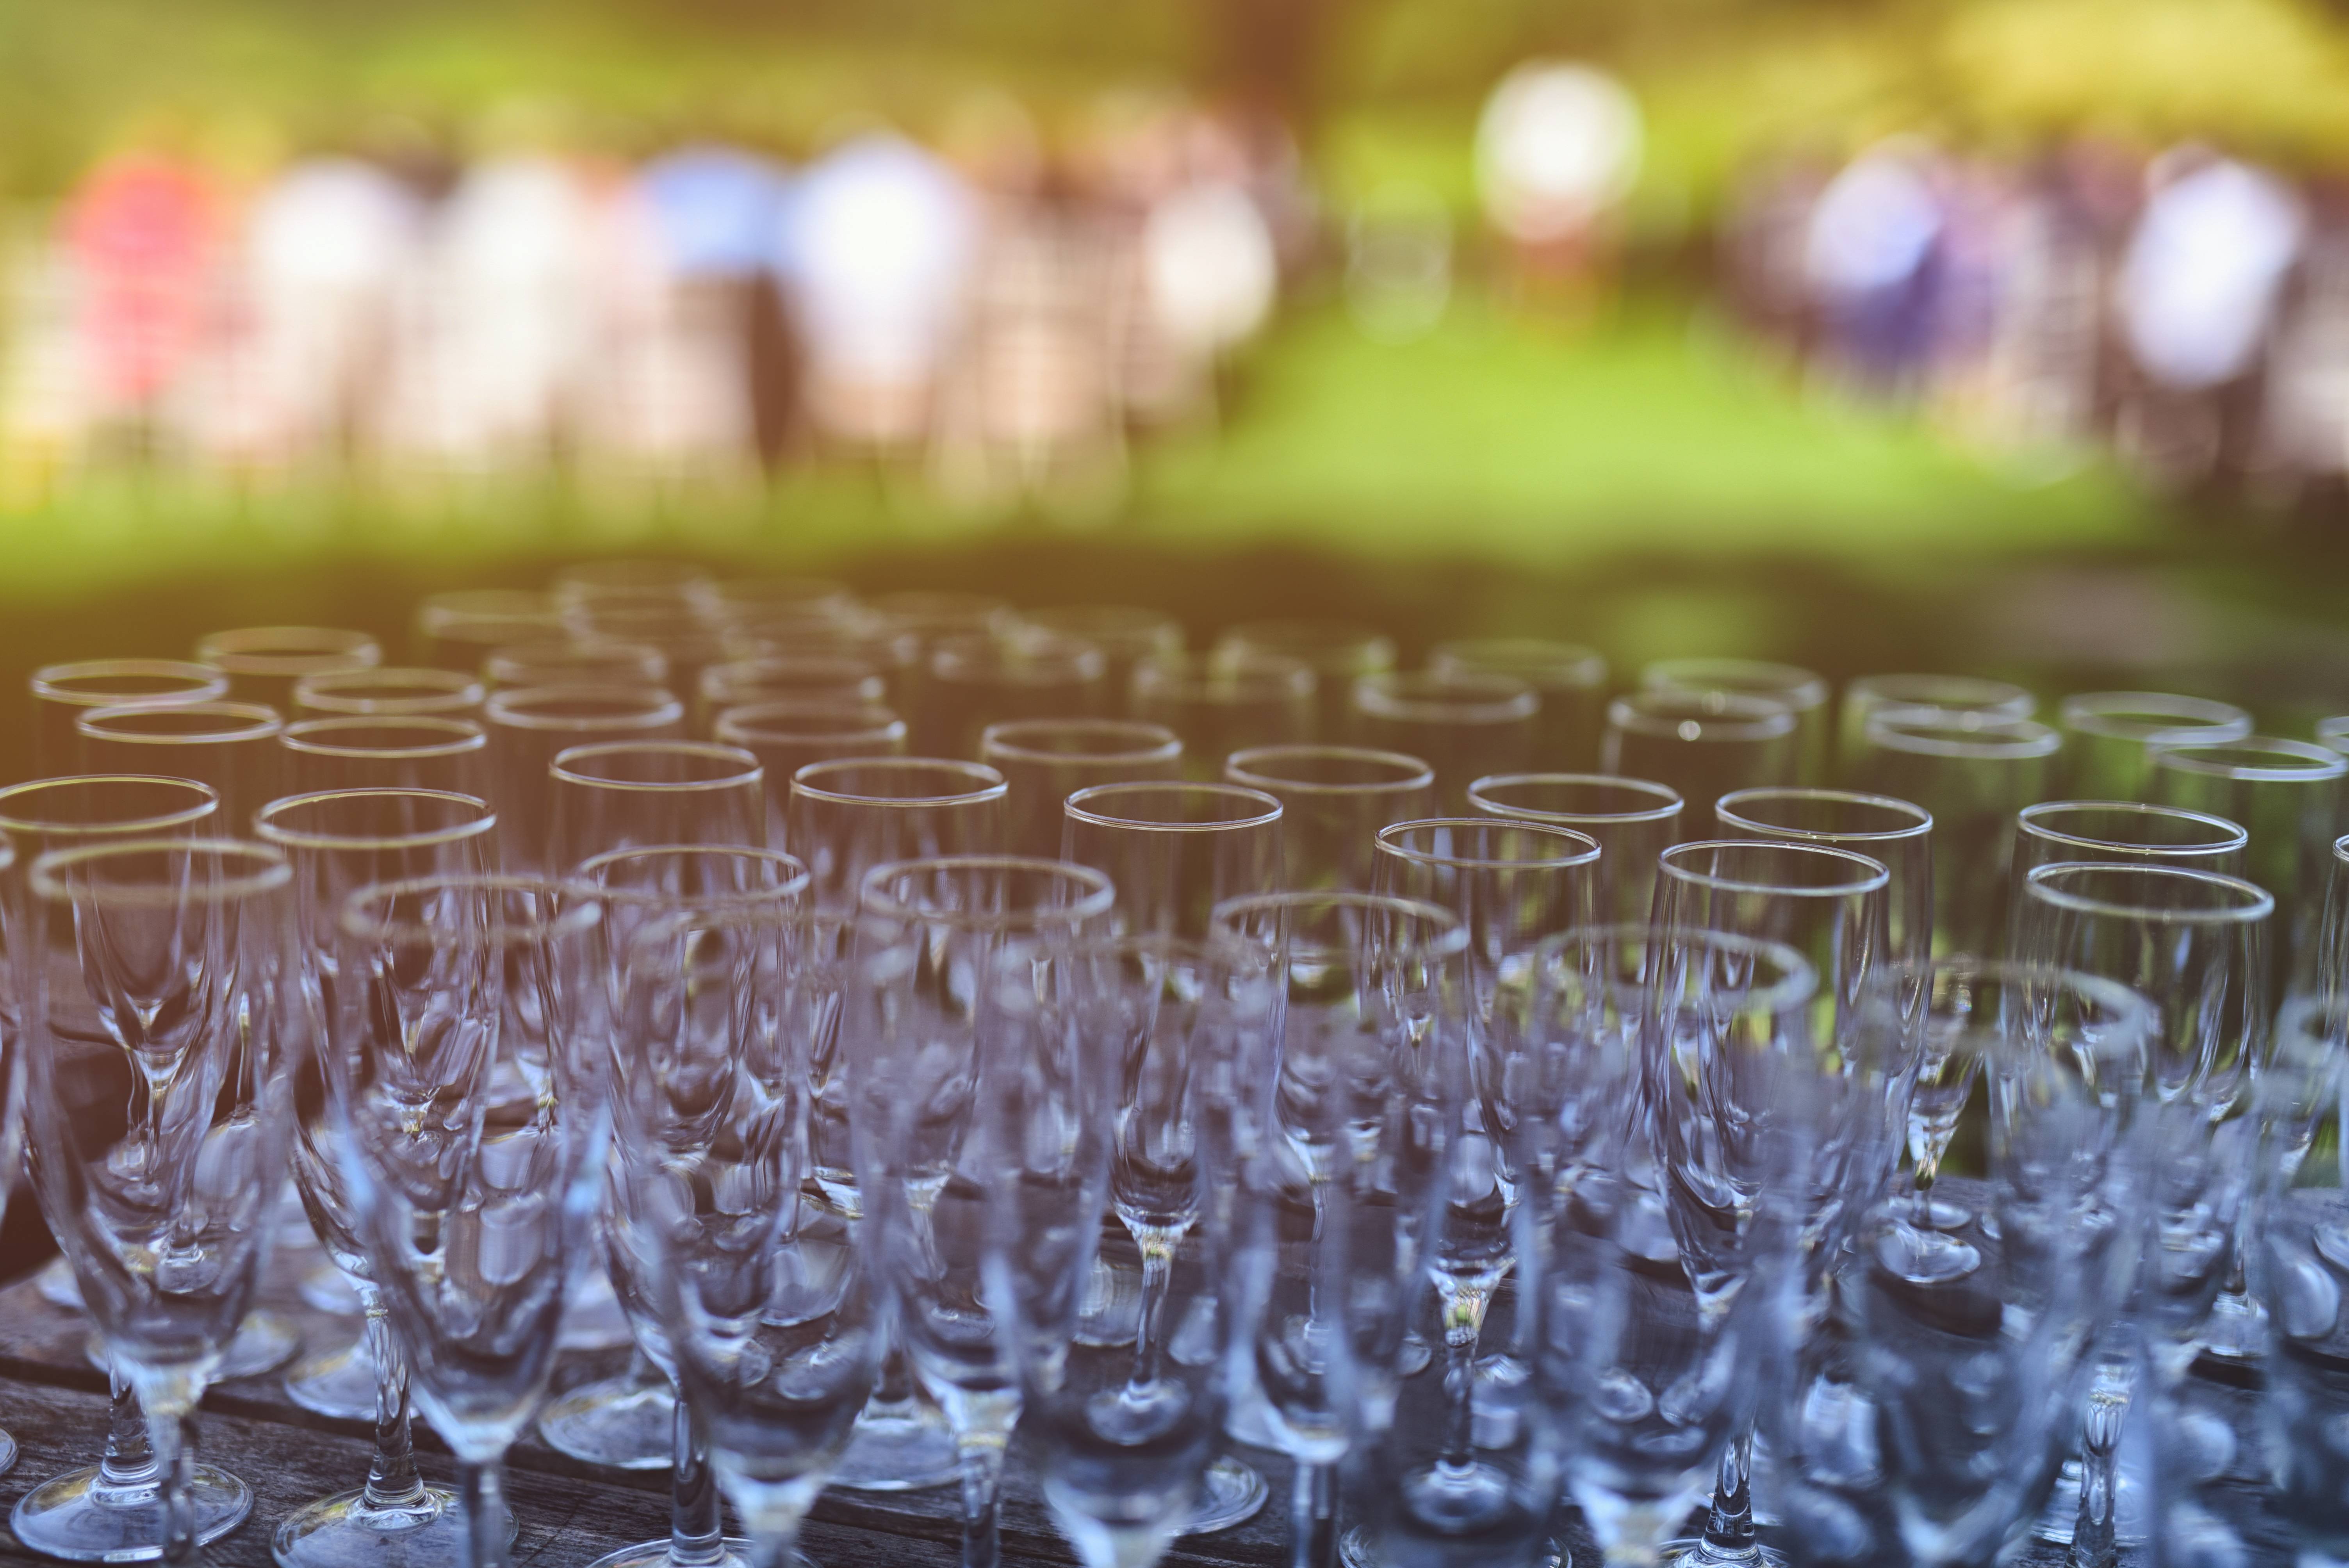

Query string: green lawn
0 292 2165 607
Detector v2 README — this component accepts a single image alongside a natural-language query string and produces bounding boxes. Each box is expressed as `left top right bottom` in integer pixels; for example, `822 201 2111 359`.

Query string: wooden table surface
0 1236 2285 1568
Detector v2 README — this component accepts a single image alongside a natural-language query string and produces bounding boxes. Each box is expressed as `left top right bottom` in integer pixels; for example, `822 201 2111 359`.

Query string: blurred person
1721 151 1834 365
380 151 599 472
1801 139 1951 396
1474 61 1643 312
2113 148 2305 494
2254 179 2349 513
61 152 225 460
581 145 787 484
776 131 977 452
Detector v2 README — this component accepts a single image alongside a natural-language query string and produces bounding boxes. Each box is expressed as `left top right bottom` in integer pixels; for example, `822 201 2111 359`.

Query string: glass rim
1846 672 2035 711
858 853 1116 929
1863 707 2060 758
1224 744 1435 796
1429 637 1607 687
340 871 602 946
78 700 284 745
1467 772 1683 824
2018 800 2249 857
1213 618 1398 668
416 587 561 623
253 788 497 852
980 719 1184 767
483 683 685 732
868 588 1014 625
1063 780 1283 833
704 574 856 610
1208 888 1472 959
281 716 488 759
1016 604 1183 646
1607 688 1797 741
30 658 230 708
1641 656 1829 708
549 740 763 793
1715 786 1933 842
929 634 1105 684
30 836 291 905
1878 955 2160 1044
1353 670 1538 725
2147 735 2348 783
194 625 384 676
1657 838 1893 899
700 656 885 706
716 700 906 745
294 667 485 715
567 844 811 906
0 774 219 838
788 756 1007 808
2020 860 2275 925
2058 690 2250 743
1373 817 1602 870
1540 920 1819 1014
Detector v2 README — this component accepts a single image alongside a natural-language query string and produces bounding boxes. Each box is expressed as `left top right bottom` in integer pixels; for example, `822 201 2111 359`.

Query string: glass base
13 1463 252 1562
37 1258 82 1310
1876 1224 1982 1285
827 1395 960 1492
1659 1539 1786 1567
585 1538 800 1568
301 1265 367 1317
271 1486 485 1568
2031 1453 2151 1547
1914 1196 1973 1231
536 1376 674 1471
2197 1290 2268 1362
86 1312 302 1383
286 1329 379 1421
0 1427 18 1477
1180 1455 1269 1536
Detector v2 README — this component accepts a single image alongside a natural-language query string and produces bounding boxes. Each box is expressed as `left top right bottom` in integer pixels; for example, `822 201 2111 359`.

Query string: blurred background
5 0 2349 775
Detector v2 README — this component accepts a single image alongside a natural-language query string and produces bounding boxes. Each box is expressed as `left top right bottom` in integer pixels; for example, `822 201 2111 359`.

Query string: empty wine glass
29 659 229 775
1063 782 1284 937
282 717 492 796
1352 673 1538 815
1213 620 1397 742
195 626 383 712
982 720 1185 857
1848 709 2058 958
18 839 298 1568
847 856 1117 1568
1428 639 1608 773
547 741 765 869
2012 800 2248 879
77 702 287 833
1766 960 2155 1568
1836 674 2035 771
1209 890 1469 1568
293 668 486 718
2148 734 2347 1003
1602 690 1798 814
699 574 859 629
2056 692 2251 801
255 789 498 1568
484 641 671 690
331 874 609 1568
1223 747 1435 892
413 591 565 671
552 559 715 615
924 633 1107 757
1015 605 1185 705
1132 650 1315 776
1643 658 1831 785
1533 926 1818 1568
698 656 886 725
731 617 923 717
783 759 1007 1494
614 900 884 1568
576 850 813 1568
1467 773 1684 924
560 603 730 706
481 686 686 871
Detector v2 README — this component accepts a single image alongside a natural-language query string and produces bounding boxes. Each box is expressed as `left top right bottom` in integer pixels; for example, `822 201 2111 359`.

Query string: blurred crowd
0 101 1305 502
1725 139 2349 508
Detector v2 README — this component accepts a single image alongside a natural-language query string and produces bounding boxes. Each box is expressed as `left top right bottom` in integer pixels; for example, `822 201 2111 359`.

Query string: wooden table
0 1244 2285 1568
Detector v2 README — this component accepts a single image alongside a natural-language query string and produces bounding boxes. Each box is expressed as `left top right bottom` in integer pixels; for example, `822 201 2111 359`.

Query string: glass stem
958 1436 1004 1568
459 1460 512 1568
146 1410 198 1568
360 1287 426 1511
1126 1233 1176 1391
1698 1425 1756 1555
2069 1365 2132 1568
1438 1283 1491 1473
1289 1460 1337 1568
670 1389 727 1568
93 1363 159 1497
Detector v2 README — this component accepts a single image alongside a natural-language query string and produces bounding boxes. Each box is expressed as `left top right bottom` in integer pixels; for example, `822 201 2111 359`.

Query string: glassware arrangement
21 563 2349 1568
